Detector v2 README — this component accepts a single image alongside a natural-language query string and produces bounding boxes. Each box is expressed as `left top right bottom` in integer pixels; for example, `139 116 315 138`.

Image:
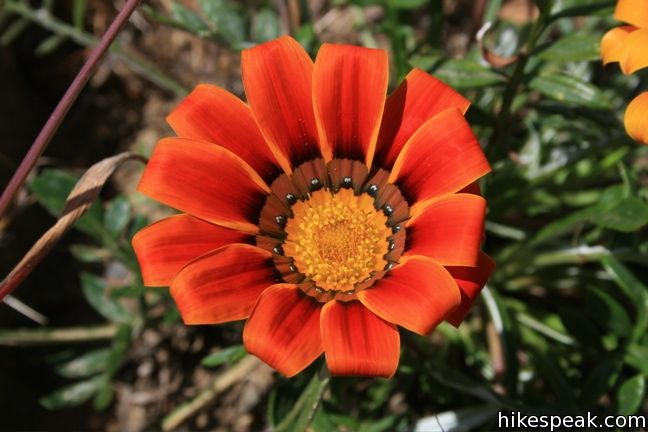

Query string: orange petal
137 137 270 234
358 256 461 335
320 301 400 378
170 244 276 325
374 68 470 170
389 108 491 203
242 36 319 173
406 193 486 267
615 0 648 29
132 214 252 287
617 28 648 74
313 44 389 167
601 26 636 65
445 252 496 327
243 284 322 377
624 92 648 144
166 84 281 183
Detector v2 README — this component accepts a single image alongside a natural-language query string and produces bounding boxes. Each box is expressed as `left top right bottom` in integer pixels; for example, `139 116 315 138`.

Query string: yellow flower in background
601 0 648 144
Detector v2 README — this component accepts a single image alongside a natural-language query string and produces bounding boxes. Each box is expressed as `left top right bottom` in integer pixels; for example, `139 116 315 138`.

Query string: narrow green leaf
585 287 633 337
69 244 107 263
529 74 611 109
617 374 645 415
535 33 602 62
387 0 428 9
35 34 66 56
201 345 246 367
39 377 101 410
72 0 86 29
80 273 130 323
591 196 648 232
55 349 111 379
93 381 114 411
0 18 29 45
429 59 505 89
104 196 131 235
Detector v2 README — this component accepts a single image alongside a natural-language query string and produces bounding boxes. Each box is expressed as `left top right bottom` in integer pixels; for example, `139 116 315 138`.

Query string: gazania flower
133 36 494 378
601 0 648 144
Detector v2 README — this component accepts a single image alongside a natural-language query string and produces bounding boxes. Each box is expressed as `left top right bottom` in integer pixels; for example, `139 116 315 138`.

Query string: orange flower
601 0 648 143
132 36 494 378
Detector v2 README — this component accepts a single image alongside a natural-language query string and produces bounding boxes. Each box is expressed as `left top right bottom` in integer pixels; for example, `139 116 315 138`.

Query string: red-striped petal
243 284 322 377
374 68 470 170
137 137 270 234
242 36 319 173
614 0 648 29
624 92 648 144
313 44 388 167
132 214 252 287
320 301 400 378
406 193 486 267
166 84 281 183
170 244 276 325
389 108 491 203
358 256 461 335
445 252 496 327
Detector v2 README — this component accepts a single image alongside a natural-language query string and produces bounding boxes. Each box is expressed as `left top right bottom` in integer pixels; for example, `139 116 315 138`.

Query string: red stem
0 0 142 217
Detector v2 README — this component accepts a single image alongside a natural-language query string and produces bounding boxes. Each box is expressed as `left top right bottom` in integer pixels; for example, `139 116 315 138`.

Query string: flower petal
601 26 636 65
615 0 648 29
388 108 491 203
243 284 323 377
374 68 470 170
313 43 388 167
618 28 648 74
242 36 319 173
166 84 281 183
358 256 461 335
132 214 252 287
406 193 486 267
444 252 496 327
320 301 399 378
624 92 648 144
170 244 276 324
137 137 270 234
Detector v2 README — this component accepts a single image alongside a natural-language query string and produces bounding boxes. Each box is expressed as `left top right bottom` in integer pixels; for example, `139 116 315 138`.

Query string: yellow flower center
284 188 392 292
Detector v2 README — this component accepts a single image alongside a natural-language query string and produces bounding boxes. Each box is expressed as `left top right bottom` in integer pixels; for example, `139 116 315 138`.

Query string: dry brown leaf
0 152 146 300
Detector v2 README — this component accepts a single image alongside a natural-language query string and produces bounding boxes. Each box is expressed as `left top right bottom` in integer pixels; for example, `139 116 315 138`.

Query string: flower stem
0 0 146 217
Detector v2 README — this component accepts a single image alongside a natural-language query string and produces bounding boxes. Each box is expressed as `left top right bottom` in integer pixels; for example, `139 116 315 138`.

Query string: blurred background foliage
1 0 648 430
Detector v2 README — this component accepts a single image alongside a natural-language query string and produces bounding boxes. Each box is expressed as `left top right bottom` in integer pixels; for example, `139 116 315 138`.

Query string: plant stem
0 0 182 217
0 324 118 345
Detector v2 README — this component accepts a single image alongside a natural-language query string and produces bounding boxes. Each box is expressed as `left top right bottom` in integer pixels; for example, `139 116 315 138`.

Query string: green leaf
198 0 245 48
35 34 66 56
250 8 281 43
55 349 111 379
93 381 114 411
591 196 648 232
201 345 247 367
602 256 648 342
582 355 623 407
617 374 645 415
276 371 330 432
39 377 101 410
535 33 602 62
80 273 130 323
585 287 633 337
529 74 611 109
29 169 105 238
428 59 505 89
69 244 107 263
1 18 29 46
171 1 208 33
104 196 131 235
549 0 615 21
